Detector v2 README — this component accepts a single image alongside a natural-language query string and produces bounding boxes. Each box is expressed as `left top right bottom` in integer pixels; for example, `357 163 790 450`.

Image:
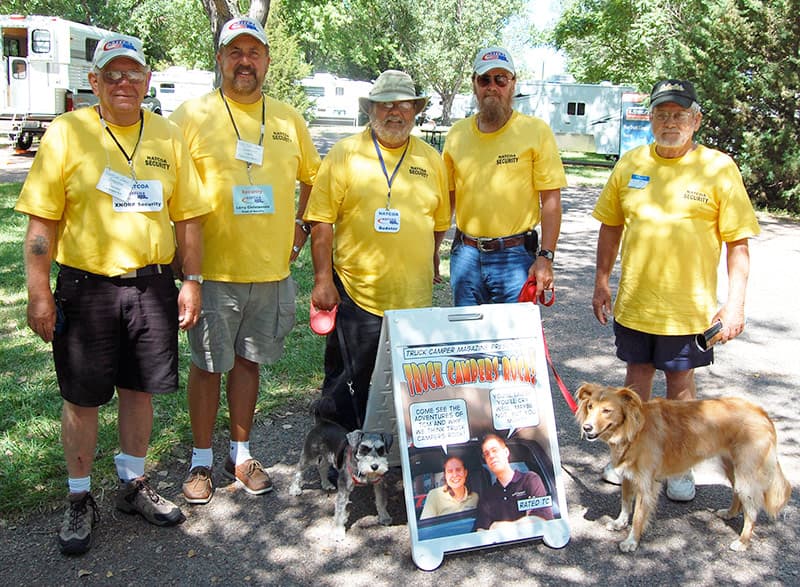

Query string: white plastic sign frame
363 303 570 571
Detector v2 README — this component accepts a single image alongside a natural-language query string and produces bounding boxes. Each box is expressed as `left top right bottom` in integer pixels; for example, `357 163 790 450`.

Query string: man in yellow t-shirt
15 35 208 555
591 79 760 500
304 70 450 431
170 17 321 504
444 47 567 306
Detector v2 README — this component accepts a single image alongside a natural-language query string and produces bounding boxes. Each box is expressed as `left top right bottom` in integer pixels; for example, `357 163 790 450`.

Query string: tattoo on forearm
30 235 49 256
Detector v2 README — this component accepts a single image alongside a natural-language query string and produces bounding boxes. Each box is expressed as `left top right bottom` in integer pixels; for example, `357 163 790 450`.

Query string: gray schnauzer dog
288 412 393 541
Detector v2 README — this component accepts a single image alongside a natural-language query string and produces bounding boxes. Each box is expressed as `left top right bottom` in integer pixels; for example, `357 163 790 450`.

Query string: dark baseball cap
649 79 698 108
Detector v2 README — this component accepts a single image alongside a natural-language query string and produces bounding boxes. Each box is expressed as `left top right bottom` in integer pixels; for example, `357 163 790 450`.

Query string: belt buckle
476 237 494 252
119 270 137 279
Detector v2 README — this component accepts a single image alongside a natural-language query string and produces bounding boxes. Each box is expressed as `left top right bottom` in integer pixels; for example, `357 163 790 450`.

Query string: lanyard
371 129 409 207
98 108 143 180
221 89 265 183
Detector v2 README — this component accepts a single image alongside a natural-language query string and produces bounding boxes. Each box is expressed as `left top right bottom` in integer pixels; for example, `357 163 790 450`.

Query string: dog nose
371 464 379 471
582 424 593 433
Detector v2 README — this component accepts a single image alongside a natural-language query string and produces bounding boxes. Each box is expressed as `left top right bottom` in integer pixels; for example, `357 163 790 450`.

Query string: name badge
628 174 650 189
97 167 135 202
374 207 400 233
233 184 274 215
235 140 264 165
113 180 164 213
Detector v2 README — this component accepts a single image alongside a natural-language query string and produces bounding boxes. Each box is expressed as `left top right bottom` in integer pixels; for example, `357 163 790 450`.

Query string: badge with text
113 180 164 213
97 167 135 202
235 140 264 166
374 207 401 233
233 184 274 215
627 174 650 189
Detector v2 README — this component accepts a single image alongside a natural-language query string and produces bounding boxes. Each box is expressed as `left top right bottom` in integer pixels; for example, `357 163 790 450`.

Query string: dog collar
346 446 383 487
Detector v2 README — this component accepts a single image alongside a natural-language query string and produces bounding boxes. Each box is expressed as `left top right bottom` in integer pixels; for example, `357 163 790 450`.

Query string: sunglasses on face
376 101 416 112
650 110 695 124
475 74 513 88
101 70 147 84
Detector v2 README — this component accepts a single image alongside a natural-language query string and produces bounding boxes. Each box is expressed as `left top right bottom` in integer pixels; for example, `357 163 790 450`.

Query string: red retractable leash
517 276 578 414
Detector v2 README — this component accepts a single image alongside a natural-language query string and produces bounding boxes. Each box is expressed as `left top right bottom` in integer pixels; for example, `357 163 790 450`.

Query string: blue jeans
450 239 535 306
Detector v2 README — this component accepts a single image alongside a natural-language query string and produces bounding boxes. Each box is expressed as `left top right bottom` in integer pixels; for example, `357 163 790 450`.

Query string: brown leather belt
461 233 527 252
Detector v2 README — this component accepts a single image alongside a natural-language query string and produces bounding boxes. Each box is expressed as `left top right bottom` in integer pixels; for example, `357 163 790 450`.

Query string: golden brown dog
576 383 791 552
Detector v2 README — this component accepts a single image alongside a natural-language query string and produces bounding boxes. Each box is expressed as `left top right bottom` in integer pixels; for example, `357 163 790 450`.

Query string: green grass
0 183 327 517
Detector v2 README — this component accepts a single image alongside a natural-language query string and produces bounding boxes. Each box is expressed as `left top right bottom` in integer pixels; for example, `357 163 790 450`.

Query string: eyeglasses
651 110 695 124
475 74 514 88
101 70 148 84
376 101 416 112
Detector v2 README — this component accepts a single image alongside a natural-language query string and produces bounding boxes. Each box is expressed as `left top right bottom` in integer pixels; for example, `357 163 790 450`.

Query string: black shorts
613 320 713 371
52 265 179 407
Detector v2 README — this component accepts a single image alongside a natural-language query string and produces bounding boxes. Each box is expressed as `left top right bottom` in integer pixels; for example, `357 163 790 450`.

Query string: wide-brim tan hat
358 69 429 114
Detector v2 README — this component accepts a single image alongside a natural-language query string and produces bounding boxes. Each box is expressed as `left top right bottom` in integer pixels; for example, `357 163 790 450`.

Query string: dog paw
619 538 638 552
378 514 392 527
333 527 346 542
287 484 302 497
320 480 336 492
715 508 737 520
729 538 749 552
607 518 628 532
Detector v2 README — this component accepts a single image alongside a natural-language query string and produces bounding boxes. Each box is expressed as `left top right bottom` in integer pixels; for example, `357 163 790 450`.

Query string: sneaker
115 475 185 526
58 492 99 555
182 466 213 505
666 471 696 502
602 462 623 485
223 457 273 495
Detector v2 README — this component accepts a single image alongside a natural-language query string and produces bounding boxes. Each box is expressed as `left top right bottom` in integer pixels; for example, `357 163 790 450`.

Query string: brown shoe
182 466 213 505
222 457 273 495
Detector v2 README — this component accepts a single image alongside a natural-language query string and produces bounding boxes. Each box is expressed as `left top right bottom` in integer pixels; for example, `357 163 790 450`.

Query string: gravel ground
1 137 798 586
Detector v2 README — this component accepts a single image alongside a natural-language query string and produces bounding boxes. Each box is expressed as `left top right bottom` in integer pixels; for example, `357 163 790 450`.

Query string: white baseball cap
219 16 269 48
93 35 146 69
473 47 516 76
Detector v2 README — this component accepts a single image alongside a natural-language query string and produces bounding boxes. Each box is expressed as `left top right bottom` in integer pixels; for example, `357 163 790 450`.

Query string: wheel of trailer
15 132 33 152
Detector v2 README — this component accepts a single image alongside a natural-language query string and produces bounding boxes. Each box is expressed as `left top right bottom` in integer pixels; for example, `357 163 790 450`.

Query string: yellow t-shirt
592 143 761 335
443 111 567 238
170 91 321 282
15 107 209 276
304 129 450 316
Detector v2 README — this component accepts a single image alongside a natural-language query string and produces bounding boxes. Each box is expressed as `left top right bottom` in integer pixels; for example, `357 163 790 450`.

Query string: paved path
1 143 798 585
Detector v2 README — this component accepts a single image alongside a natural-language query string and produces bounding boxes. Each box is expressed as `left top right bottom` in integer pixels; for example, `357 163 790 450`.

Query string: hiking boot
115 475 185 526
58 492 99 555
182 466 213 505
223 457 273 495
602 462 623 485
666 471 696 502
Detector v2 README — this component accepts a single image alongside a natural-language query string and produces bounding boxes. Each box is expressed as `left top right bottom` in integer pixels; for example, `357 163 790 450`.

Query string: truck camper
1 14 129 150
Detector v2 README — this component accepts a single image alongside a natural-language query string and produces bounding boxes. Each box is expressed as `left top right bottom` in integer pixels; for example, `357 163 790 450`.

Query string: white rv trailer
513 81 652 157
148 66 214 116
300 73 372 126
0 14 126 150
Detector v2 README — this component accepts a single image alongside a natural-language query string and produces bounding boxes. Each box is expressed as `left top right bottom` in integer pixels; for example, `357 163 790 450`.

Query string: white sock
191 447 213 470
230 440 252 466
67 476 91 495
114 452 146 482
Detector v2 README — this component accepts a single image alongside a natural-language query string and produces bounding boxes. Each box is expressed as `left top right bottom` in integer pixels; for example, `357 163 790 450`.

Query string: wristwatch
538 249 555 262
295 218 311 234
184 274 204 284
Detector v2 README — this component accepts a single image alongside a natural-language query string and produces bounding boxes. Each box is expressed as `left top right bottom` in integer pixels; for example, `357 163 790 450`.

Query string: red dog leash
517 277 578 414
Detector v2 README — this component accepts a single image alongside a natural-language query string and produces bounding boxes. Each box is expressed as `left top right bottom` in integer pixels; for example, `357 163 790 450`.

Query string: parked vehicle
300 73 372 126
513 80 652 158
0 14 127 150
148 66 214 116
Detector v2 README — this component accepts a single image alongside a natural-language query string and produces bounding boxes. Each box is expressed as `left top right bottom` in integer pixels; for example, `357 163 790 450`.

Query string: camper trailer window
85 39 100 61
11 59 26 80
31 30 51 54
3 39 21 57
567 102 586 116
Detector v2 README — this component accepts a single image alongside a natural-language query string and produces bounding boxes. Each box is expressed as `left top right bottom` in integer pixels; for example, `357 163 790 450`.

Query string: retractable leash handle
517 277 578 414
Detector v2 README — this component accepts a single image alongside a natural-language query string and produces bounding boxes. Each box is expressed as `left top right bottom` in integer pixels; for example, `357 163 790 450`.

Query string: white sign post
364 303 570 570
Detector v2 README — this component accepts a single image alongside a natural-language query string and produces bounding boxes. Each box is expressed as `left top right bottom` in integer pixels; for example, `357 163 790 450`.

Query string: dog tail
764 452 792 518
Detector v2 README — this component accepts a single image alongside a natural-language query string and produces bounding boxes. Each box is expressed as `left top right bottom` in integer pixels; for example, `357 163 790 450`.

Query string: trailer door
8 57 29 112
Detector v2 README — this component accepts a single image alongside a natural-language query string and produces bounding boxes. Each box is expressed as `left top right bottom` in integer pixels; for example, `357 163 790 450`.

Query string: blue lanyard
371 130 409 207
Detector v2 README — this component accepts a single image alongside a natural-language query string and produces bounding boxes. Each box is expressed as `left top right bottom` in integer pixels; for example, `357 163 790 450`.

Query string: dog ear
576 383 596 404
346 429 364 448
381 433 394 454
